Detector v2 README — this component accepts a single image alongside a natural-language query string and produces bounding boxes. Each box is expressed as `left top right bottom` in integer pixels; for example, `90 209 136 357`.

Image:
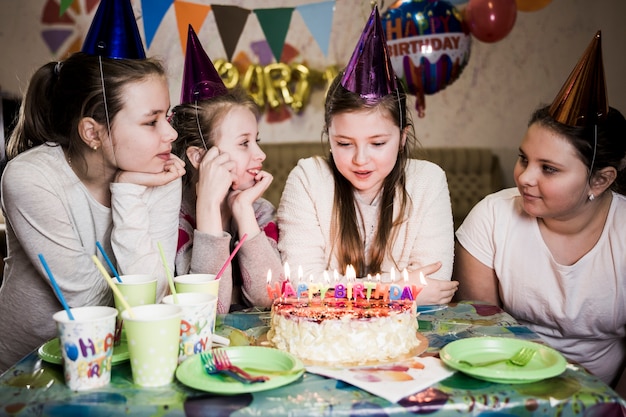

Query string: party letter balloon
381 0 472 117
465 0 517 43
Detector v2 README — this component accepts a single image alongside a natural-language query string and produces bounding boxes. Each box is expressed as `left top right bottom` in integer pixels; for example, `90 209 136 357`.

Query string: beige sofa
262 142 504 229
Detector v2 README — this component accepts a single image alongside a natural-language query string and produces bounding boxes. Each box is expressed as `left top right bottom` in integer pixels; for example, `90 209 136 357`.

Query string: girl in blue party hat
0 0 184 372
170 25 282 313
278 6 458 303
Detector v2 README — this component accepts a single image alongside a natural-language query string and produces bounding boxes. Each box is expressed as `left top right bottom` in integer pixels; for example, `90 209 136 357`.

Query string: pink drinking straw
215 233 248 280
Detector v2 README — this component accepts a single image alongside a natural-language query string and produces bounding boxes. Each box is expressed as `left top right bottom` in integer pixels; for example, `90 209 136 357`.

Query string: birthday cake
267 296 421 366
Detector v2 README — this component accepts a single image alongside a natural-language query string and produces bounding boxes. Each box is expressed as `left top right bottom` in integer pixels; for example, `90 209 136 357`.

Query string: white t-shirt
456 187 626 384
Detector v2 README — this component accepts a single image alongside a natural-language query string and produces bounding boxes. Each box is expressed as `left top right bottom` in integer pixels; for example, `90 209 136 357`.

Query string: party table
1 301 624 417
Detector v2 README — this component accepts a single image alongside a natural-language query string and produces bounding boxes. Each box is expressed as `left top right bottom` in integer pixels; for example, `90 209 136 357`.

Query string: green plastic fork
459 346 536 368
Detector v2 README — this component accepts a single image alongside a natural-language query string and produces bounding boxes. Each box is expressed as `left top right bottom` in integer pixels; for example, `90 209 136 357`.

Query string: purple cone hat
180 25 228 105
340 5 397 101
548 30 608 127
81 0 146 59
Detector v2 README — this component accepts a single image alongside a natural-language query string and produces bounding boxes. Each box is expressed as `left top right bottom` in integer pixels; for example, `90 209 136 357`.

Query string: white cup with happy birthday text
162 292 218 364
53 306 118 391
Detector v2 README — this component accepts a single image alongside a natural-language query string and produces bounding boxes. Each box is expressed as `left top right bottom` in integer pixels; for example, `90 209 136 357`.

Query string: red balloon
465 0 517 43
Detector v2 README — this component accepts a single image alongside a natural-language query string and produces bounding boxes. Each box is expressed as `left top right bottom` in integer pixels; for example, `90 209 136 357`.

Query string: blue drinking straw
38 253 74 320
96 241 122 283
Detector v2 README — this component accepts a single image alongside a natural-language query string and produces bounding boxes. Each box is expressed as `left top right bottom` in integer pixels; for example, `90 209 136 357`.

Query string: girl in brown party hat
278 6 458 302
0 0 184 372
454 31 626 388
171 25 282 313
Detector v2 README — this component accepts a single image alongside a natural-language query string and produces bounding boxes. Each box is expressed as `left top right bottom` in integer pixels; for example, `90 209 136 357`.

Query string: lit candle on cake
266 270 281 301
281 263 296 299
374 273 389 301
389 267 402 301
415 271 427 299
319 271 331 301
282 262 291 293
296 282 308 300
295 265 307 300
345 265 356 300
400 268 414 300
364 274 376 301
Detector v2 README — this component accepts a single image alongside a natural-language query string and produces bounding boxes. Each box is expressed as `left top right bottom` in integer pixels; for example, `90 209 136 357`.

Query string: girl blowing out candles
277 6 458 305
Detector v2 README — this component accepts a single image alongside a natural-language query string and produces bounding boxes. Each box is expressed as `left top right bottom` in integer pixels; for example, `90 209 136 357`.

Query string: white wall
1 0 624 187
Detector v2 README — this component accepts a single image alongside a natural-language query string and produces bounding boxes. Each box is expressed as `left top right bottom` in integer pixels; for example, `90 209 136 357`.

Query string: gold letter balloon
214 59 337 114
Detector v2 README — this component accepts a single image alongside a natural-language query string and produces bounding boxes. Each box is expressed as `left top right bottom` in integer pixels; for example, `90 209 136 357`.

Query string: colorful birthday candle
266 270 281 300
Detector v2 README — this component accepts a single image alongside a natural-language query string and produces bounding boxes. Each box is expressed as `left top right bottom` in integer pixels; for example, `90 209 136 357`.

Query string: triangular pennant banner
174 0 212 53
59 0 74 16
296 1 335 57
255 7 294 63
212 5 251 62
41 29 74 54
85 0 100 14
141 0 174 49
42 0 74 24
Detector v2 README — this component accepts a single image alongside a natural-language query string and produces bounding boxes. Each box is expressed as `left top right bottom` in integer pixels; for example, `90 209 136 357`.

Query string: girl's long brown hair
323 75 416 277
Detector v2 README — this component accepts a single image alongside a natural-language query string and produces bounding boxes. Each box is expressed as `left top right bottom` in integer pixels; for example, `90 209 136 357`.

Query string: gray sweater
0 144 181 372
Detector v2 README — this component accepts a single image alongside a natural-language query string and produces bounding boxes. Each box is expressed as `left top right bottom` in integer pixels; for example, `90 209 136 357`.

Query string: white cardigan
0 144 181 372
277 157 454 283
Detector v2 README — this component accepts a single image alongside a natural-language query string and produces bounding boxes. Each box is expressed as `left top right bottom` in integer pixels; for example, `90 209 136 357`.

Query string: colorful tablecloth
1 301 624 417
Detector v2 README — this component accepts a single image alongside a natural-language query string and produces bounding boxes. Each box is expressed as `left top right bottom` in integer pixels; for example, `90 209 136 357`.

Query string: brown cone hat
548 30 608 126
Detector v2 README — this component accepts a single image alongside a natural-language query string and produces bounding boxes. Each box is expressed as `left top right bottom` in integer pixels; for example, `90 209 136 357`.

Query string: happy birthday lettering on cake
266 263 427 302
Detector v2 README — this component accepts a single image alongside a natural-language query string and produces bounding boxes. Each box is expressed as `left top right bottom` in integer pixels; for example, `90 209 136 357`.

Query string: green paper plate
38 337 129 366
440 337 567 384
176 346 305 394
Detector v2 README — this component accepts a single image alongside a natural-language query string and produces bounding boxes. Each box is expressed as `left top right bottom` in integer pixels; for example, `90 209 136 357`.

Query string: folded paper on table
306 356 454 403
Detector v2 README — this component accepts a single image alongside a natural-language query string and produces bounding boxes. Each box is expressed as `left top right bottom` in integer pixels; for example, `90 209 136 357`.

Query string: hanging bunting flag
43 0 75 24
59 0 74 16
296 0 335 57
41 29 74 54
174 0 212 53
141 0 174 49
255 7 294 63
212 5 251 62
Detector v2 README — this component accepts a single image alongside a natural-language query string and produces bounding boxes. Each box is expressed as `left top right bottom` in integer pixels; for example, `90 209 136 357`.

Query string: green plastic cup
174 274 220 331
121 304 182 387
112 274 157 346
173 274 219 296
53 306 118 391
113 274 157 313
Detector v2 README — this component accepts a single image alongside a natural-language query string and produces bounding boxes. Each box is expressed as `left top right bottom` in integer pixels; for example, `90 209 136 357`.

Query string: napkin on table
306 356 454 403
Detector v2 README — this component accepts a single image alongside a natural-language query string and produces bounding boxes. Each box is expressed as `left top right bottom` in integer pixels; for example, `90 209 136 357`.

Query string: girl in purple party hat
0 0 184 372
277 6 458 303
170 25 282 313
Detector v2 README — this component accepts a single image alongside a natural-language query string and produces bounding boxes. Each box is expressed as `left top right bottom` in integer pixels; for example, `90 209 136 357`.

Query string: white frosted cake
267 297 421 366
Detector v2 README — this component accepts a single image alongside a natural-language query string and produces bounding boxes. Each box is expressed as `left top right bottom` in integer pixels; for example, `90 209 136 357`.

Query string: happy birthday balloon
381 0 471 117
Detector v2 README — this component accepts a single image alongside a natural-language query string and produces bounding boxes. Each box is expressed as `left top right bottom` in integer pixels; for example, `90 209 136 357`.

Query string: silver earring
588 193 595 201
